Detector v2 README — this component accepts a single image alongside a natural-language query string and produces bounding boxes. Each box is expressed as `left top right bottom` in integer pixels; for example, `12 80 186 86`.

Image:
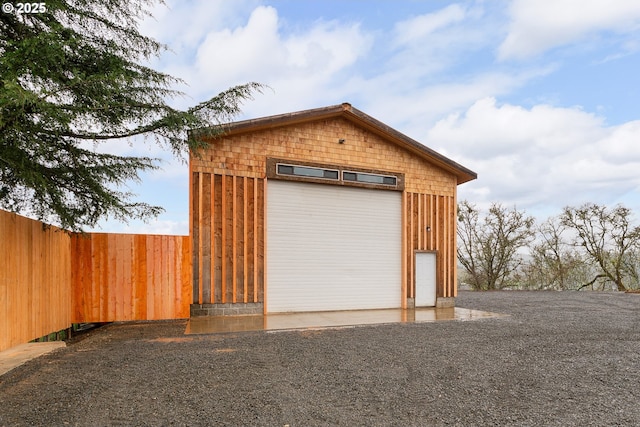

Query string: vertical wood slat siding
200 173 210 305
192 172 201 304
401 192 407 309
232 175 237 303
404 193 457 300
409 194 414 299
253 178 259 303
0 210 72 352
192 172 265 305
71 233 191 322
262 178 267 311
212 174 220 301
221 173 227 302
243 177 248 303
452 190 458 298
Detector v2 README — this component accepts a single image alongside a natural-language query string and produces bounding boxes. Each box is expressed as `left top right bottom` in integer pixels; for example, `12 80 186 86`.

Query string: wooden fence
71 233 191 322
0 209 192 352
0 211 72 352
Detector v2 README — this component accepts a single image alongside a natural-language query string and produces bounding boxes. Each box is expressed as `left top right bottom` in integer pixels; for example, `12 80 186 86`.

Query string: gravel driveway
1 291 639 426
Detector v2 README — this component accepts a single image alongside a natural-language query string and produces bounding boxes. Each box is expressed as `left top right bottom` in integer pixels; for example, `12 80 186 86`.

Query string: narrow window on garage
342 171 397 187
277 163 339 180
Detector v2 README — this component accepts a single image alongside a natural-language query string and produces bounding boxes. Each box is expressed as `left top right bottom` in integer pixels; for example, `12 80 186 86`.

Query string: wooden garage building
189 103 476 316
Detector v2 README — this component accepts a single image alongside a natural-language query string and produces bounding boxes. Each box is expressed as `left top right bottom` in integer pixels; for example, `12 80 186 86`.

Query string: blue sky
94 0 640 234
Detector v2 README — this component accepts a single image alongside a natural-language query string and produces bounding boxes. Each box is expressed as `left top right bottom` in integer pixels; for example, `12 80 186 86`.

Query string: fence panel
1 209 193 351
0 211 72 352
70 233 191 322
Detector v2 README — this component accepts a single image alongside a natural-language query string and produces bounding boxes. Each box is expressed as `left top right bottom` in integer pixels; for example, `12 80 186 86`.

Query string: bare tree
523 216 589 290
561 203 640 291
457 201 535 290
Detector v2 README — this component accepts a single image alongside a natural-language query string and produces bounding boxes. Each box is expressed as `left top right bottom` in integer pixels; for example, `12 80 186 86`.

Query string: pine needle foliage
0 0 263 231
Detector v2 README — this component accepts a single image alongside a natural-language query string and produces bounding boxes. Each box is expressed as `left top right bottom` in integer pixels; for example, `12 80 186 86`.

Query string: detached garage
189 103 476 315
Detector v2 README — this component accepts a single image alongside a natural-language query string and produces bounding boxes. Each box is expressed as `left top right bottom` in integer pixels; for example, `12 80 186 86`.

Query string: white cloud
194 6 283 86
600 121 640 163
393 4 467 46
499 0 640 60
385 4 492 79
148 5 373 116
140 0 260 53
427 97 640 214
359 66 555 142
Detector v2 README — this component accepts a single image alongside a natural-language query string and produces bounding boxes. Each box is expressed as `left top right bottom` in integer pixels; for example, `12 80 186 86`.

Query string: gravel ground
1 291 639 426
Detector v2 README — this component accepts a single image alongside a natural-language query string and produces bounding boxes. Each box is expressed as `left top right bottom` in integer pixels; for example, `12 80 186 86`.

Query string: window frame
276 163 340 181
266 158 404 191
342 170 398 187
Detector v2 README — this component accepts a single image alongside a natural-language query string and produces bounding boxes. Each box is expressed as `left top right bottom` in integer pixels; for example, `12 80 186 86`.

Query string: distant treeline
457 201 640 291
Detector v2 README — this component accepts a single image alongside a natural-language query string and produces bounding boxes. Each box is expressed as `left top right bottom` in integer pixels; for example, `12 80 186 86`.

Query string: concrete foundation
436 297 456 308
190 303 264 317
407 297 455 308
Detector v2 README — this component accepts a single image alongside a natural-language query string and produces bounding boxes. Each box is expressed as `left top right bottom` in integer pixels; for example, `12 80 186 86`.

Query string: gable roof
209 103 477 185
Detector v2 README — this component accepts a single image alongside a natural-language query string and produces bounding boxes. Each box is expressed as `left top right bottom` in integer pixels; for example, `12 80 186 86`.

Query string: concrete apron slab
0 342 66 377
185 307 507 335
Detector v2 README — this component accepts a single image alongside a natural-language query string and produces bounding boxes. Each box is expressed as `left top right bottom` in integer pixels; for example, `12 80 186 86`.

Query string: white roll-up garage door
266 180 401 313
